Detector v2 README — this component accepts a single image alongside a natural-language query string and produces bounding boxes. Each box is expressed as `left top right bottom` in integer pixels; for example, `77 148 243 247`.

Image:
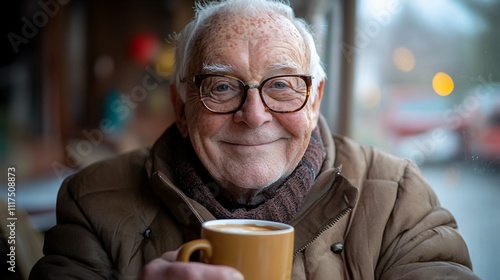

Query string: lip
222 139 279 147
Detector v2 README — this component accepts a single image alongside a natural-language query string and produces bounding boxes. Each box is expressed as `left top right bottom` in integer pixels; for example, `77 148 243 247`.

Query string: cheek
184 94 210 138
185 102 227 145
280 108 317 137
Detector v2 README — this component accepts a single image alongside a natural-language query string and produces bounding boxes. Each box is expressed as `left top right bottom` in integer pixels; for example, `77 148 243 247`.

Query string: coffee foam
209 223 280 233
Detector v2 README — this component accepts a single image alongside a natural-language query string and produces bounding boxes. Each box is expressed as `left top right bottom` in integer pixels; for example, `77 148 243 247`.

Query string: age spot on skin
232 24 244 35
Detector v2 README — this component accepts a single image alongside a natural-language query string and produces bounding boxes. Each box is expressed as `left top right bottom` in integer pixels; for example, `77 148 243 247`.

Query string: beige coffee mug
176 219 294 280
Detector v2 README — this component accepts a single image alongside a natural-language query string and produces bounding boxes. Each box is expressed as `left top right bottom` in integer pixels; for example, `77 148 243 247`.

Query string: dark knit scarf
170 127 326 224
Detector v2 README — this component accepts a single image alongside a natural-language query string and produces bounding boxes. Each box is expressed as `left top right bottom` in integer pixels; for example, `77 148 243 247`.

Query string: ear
311 80 324 120
170 84 189 138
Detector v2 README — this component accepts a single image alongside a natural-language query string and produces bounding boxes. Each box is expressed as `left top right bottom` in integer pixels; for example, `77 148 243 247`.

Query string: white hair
171 0 326 103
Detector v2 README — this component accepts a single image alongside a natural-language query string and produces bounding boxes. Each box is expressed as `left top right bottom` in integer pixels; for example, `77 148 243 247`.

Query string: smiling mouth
224 140 278 147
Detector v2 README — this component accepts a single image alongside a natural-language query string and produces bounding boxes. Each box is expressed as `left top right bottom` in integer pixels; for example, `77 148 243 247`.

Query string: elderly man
31 0 479 279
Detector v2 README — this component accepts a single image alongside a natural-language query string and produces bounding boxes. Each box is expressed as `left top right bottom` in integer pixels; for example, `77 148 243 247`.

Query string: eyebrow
201 63 236 74
266 62 303 73
201 61 303 76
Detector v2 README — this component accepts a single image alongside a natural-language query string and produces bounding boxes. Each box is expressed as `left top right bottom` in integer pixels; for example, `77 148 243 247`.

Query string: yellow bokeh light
432 72 454 96
156 46 175 78
393 47 415 72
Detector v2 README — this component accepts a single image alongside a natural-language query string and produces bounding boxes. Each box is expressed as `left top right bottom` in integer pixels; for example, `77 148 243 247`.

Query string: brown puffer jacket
30 117 479 279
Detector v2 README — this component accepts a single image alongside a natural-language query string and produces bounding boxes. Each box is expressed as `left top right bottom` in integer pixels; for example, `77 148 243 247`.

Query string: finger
161 249 179 262
141 258 171 280
143 253 244 280
164 262 244 280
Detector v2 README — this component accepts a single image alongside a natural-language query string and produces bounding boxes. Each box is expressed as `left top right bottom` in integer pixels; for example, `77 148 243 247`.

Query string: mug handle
176 239 213 262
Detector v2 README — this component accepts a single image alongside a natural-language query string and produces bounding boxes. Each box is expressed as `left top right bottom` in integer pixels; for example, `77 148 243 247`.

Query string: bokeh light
393 47 416 72
432 72 454 96
156 46 175 78
358 84 382 108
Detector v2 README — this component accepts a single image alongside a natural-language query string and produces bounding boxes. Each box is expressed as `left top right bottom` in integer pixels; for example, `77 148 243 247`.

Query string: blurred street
420 159 500 280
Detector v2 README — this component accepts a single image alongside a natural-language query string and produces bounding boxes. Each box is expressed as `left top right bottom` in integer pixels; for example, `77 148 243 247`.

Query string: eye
214 83 230 92
202 77 239 94
270 81 289 89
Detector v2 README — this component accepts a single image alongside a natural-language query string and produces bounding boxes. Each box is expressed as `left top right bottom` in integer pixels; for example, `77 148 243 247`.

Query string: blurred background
0 0 499 279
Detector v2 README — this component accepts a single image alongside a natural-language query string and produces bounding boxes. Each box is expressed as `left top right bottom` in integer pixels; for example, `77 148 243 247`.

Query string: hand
141 250 244 280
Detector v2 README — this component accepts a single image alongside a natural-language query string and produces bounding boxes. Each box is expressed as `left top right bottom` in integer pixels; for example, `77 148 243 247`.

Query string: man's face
176 13 323 203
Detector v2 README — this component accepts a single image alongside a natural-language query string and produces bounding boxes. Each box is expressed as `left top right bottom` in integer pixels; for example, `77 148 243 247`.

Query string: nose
233 88 272 128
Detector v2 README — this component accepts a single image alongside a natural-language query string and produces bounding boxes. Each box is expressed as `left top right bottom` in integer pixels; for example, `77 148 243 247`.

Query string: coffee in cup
208 223 281 232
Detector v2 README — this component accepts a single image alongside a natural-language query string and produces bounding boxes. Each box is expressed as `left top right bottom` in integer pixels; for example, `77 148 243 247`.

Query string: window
324 1 500 278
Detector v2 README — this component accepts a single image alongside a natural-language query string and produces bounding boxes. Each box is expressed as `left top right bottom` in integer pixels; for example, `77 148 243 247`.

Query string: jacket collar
289 116 359 251
145 126 216 229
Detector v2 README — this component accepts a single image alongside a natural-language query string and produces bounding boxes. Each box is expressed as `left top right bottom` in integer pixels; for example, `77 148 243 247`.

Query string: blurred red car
466 106 500 161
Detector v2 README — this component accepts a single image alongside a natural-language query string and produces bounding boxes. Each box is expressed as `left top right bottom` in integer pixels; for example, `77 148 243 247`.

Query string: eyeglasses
191 74 313 114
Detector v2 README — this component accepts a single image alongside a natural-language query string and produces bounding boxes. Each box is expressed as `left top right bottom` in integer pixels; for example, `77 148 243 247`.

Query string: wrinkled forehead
190 11 306 71
201 11 302 41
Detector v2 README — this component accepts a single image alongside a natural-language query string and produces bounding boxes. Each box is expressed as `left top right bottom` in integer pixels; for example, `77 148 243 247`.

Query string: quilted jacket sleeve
29 174 113 280
376 161 479 279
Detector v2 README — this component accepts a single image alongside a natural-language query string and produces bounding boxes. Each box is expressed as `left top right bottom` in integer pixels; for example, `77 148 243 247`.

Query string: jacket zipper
293 207 352 259
155 171 205 224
